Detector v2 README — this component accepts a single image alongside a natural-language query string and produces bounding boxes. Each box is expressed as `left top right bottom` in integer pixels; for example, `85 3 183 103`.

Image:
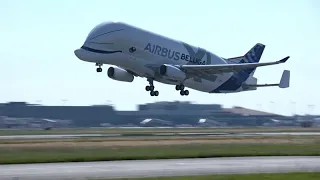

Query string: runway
1 132 320 140
0 156 319 180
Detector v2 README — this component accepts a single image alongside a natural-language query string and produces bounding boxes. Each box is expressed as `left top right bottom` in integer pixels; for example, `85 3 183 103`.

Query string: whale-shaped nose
74 48 89 61
74 49 82 59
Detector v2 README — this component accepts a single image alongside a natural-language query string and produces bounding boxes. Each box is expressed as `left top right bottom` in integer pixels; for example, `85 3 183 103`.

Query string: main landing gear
145 80 189 97
175 84 189 96
96 63 102 72
145 78 159 96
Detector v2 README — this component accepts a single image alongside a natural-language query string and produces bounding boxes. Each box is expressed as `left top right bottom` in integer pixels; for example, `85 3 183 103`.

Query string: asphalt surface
0 156 319 180
1 132 320 140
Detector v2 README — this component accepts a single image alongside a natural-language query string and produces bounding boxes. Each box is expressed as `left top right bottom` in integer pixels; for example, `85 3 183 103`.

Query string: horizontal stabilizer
279 70 290 88
242 70 290 89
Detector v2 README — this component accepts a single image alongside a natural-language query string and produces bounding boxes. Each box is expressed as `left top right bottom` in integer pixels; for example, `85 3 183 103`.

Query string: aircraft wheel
149 85 154 91
175 85 180 91
150 91 155 96
145 86 150 91
154 91 159 96
96 67 102 72
180 90 185 96
184 90 189 96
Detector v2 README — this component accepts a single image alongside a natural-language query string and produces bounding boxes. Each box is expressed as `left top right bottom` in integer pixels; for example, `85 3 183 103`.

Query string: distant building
0 101 309 128
0 102 117 127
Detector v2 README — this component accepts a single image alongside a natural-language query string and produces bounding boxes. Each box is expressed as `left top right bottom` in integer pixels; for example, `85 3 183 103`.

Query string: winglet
279 56 290 63
279 70 290 88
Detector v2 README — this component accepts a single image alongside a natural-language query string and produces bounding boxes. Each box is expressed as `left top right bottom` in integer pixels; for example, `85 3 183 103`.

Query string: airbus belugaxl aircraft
74 21 290 96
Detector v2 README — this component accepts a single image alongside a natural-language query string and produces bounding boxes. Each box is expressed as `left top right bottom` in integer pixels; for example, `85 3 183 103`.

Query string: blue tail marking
211 43 265 93
242 43 265 63
237 43 265 80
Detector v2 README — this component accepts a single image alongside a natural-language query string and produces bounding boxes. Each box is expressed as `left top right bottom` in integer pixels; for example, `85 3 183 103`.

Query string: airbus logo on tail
144 43 206 65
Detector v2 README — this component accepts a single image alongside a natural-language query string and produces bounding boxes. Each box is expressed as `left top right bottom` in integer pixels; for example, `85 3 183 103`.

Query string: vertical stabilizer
226 43 265 64
242 43 265 63
225 43 266 84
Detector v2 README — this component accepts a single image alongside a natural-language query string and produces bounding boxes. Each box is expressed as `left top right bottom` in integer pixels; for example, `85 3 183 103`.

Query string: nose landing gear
96 63 103 72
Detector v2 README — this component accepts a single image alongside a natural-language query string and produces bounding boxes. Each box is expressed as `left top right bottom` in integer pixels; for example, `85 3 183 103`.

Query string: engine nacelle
159 64 186 81
107 67 134 82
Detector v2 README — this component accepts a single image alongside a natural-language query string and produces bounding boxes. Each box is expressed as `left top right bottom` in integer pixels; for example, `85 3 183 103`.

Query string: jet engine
159 64 186 81
107 67 134 82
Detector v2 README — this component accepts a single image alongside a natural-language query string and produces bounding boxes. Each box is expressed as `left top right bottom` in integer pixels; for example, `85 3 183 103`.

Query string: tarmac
0 156 319 180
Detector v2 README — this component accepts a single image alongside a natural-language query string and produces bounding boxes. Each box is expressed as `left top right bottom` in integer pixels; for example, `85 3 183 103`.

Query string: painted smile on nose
80 46 122 54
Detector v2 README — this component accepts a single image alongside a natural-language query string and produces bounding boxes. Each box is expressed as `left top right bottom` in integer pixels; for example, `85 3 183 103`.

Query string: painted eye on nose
129 47 136 53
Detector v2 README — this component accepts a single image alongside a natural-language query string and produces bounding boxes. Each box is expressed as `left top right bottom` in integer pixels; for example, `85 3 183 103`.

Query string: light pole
291 101 296 116
61 99 68 106
308 104 315 115
256 103 262 111
269 101 275 114
36 100 42 105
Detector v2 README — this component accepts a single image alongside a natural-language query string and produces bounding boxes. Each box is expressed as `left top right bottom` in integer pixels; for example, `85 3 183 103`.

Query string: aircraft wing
179 56 290 75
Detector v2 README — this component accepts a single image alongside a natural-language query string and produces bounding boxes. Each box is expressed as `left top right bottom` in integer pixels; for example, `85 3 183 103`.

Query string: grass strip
1 135 317 144
0 143 319 164
90 172 320 180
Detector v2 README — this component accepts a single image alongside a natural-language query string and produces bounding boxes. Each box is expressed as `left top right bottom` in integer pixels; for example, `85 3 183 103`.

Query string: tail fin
242 43 265 63
227 43 265 83
242 43 265 77
227 43 265 63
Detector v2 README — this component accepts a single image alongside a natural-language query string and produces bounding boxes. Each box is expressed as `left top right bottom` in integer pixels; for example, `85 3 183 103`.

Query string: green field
0 127 320 135
0 143 319 164
91 172 320 180
0 135 314 144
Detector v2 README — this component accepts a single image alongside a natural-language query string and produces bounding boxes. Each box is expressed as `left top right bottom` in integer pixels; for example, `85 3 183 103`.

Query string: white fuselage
74 21 240 93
